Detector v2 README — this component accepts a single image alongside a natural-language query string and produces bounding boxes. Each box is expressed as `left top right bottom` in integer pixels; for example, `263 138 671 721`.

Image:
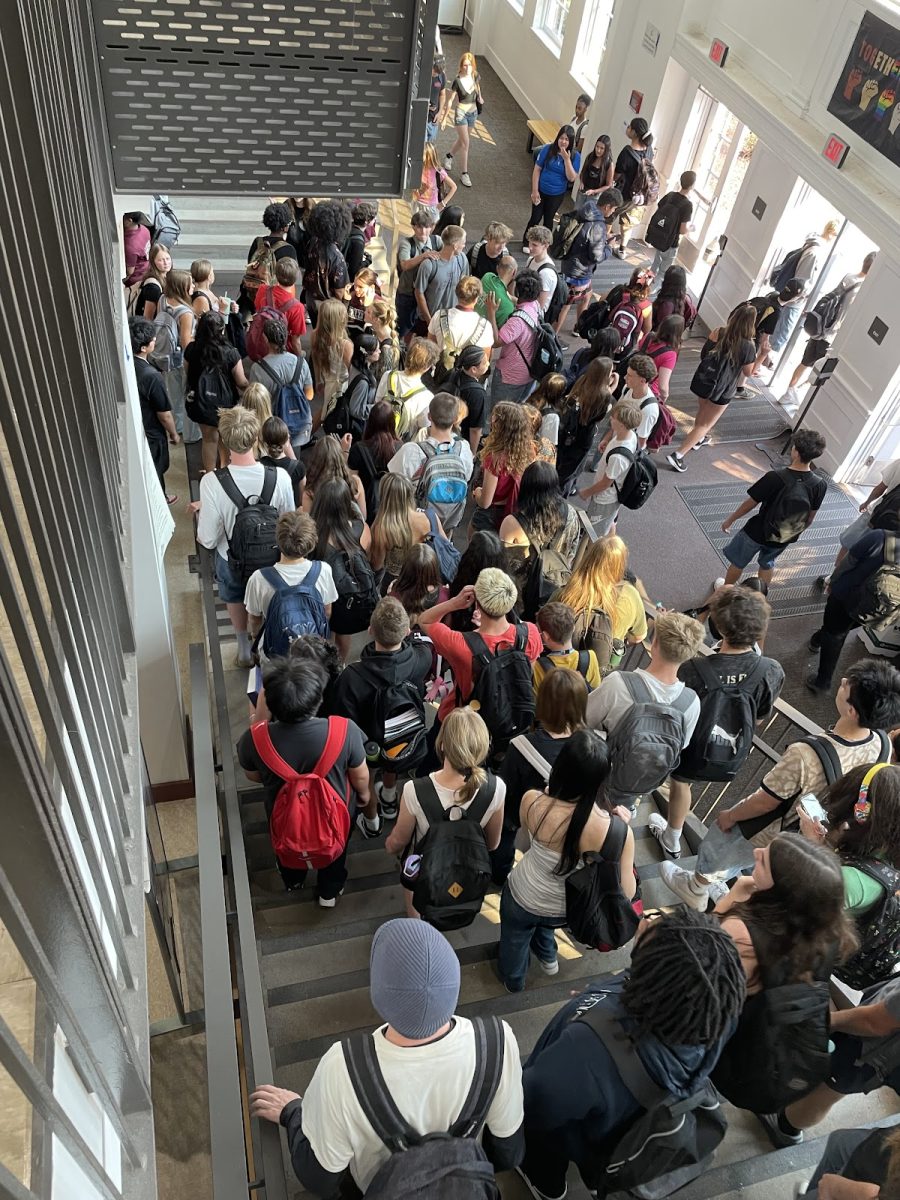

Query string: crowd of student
122 84 900 1199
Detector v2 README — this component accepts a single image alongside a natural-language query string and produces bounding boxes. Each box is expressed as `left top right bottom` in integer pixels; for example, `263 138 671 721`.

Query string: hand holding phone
799 794 828 825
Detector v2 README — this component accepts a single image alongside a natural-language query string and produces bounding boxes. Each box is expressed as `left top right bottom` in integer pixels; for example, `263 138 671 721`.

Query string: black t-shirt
580 154 611 192
136 277 163 318
500 729 571 827
344 226 368 281
134 356 171 440
246 234 299 265
457 376 487 441
183 343 241 394
655 192 693 246
304 242 350 301
679 651 784 722
471 243 503 280
260 453 305 506
743 468 827 547
614 146 649 202
830 529 887 602
429 70 447 121
236 717 366 812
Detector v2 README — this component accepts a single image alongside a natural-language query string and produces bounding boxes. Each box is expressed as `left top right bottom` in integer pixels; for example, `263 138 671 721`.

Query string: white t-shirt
540 411 560 445
881 459 900 491
401 774 506 839
301 1018 523 1191
196 464 295 558
526 255 557 313
595 432 638 507
622 387 659 443
427 308 493 360
388 435 475 481
586 667 701 748
375 370 433 434
243 559 338 619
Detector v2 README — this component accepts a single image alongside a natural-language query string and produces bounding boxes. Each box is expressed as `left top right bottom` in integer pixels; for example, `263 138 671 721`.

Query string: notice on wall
827 9 900 167
642 22 660 56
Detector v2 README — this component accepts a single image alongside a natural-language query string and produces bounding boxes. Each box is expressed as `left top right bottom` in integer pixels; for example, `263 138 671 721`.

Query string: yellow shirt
532 647 601 695
609 582 648 642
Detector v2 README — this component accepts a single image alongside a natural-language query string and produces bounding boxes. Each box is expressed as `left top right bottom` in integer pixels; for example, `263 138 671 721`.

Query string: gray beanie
369 919 460 1038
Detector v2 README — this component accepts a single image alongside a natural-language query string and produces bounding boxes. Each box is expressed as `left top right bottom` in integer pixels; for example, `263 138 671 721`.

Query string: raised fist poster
828 9 900 167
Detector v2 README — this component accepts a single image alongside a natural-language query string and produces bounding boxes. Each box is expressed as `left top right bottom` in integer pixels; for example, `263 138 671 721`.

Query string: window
505 0 525 12
572 0 615 89
534 0 572 50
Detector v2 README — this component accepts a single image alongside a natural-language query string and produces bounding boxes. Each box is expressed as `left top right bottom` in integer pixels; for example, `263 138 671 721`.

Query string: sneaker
808 630 822 651
515 1165 567 1200
317 889 345 909
355 812 383 839
707 877 729 905
443 153 453 170
378 786 399 820
777 386 800 409
713 576 726 590
659 862 710 910
757 1111 803 1149
666 452 687 473
648 813 682 859
460 172 472 187
814 575 828 592
612 247 626 259
693 434 712 450
805 671 829 695
557 341 569 352
734 385 751 398
235 648 254 669
165 493 178 505
536 955 559 976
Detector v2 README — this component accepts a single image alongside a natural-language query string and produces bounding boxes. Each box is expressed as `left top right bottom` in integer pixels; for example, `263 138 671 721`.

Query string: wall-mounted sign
709 39 729 67
869 316 889 345
643 22 660 56
751 195 767 221
827 9 900 168
629 90 644 114
822 133 850 168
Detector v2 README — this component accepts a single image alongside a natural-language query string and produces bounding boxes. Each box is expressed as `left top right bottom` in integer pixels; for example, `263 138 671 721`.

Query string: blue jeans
497 884 563 992
395 292 419 339
770 302 803 352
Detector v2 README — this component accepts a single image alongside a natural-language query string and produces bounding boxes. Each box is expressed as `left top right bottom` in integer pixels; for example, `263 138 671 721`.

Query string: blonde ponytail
435 707 490 804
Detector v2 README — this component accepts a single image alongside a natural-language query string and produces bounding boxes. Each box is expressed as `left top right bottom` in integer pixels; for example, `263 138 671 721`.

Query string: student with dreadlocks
517 909 746 1200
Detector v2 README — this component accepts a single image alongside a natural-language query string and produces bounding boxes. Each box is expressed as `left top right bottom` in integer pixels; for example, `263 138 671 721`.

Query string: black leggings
524 192 566 240
814 593 859 688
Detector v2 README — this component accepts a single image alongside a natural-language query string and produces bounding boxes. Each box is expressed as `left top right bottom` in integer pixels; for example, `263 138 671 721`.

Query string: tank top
508 835 572 918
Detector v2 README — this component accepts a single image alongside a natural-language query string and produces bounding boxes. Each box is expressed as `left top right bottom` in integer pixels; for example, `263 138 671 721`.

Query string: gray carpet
675 479 859 618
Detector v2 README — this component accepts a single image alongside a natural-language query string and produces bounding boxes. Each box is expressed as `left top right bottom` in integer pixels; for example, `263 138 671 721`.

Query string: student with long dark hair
524 125 581 248
652 265 692 327
434 204 466 238
497 729 636 992
347 400 399 521
641 314 684 406
184 310 248 472
311 479 373 659
579 134 615 195
613 116 655 257
445 530 508 632
388 543 444 626
556 356 616 492
500 462 581 611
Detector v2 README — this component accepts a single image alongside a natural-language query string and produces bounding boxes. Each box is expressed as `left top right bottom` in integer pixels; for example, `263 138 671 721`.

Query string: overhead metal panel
90 0 437 195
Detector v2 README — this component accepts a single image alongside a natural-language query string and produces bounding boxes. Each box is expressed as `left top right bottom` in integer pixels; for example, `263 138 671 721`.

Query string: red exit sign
709 38 729 67
823 133 850 168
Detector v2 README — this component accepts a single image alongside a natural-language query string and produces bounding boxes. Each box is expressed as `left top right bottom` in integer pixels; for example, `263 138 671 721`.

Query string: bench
525 118 559 154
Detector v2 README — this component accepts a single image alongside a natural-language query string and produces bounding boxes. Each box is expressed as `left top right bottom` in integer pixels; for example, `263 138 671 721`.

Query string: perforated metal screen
90 0 436 195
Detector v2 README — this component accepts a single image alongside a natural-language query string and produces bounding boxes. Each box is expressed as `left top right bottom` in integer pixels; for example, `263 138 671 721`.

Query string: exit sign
709 38 729 67
823 133 850 168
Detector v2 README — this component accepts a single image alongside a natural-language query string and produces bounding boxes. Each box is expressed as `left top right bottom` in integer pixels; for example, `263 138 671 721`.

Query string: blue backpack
425 508 461 583
258 356 313 446
257 563 330 658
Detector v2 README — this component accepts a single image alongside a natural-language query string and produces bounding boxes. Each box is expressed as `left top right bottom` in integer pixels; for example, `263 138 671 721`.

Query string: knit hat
369 919 460 1038
474 567 517 618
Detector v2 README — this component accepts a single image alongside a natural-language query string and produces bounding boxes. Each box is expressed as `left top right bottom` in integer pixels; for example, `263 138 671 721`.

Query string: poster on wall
827 9 900 167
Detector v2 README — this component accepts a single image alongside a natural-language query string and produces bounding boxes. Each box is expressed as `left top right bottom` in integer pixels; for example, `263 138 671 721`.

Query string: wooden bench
525 118 559 154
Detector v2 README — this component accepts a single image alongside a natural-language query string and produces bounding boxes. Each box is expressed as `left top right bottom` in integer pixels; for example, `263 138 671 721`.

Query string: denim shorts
723 528 787 572
425 120 439 143
839 512 872 550
455 108 477 128
215 552 246 603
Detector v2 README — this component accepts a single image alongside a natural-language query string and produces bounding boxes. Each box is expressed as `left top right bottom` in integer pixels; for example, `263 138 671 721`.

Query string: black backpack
645 196 681 252
711 976 832 1114
323 373 372 441
770 240 814 291
676 657 763 783
803 281 856 338
870 485 900 533
575 998 727 1199
565 816 641 951
760 468 817 544
550 212 583 260
609 445 658 510
324 543 380 626
516 311 565 381
411 775 497 930
834 858 900 991
341 1017 503 1200
187 364 233 427
574 294 614 342
849 534 900 632
544 270 570 326
461 626 536 755
216 466 280 585
357 662 427 773
519 511 577 621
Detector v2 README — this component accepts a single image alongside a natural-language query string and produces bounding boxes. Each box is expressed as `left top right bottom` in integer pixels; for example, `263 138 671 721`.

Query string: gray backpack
606 673 692 802
149 296 191 372
415 438 469 530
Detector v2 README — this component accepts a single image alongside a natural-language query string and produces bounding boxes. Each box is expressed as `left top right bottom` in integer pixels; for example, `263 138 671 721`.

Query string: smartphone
799 794 828 825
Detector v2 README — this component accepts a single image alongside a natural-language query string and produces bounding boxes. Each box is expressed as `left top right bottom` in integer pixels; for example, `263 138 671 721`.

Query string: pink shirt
643 338 678 398
497 301 542 385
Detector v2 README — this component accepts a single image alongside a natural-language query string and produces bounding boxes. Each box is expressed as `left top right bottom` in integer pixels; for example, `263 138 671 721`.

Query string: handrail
190 642 248 1199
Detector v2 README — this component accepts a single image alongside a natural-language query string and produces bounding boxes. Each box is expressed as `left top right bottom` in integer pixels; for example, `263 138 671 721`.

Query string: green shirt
843 864 886 915
477 273 514 327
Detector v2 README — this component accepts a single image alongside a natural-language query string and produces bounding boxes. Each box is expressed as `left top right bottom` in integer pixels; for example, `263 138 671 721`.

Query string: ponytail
459 765 488 806
435 708 491 806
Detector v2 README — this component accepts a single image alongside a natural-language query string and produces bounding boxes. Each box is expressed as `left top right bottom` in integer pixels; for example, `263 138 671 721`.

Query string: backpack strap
461 773 498 826
412 776 449 827
341 1035 419 1152
511 734 552 782
260 565 287 593
620 671 651 706
257 358 280 388
596 813 628 864
448 1016 505 1137
260 465 278 506
846 857 900 894
249 722 299 781
577 650 591 678
312 715 349 780
795 735 842 789
576 1003 664 1111
290 356 304 385
608 445 635 467
215 467 250 511
877 729 892 762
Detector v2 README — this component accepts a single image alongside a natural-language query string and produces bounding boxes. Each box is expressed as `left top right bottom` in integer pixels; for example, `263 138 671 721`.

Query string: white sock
236 631 251 654
380 785 397 801
663 825 682 853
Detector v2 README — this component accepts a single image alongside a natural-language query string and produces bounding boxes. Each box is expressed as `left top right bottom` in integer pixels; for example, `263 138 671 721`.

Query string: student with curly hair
471 401 537 534
241 201 299 314
303 200 353 321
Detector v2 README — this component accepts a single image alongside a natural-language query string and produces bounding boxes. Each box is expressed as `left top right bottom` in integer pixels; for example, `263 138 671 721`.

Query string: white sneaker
659 862 710 910
443 153 453 171
648 812 681 859
777 386 800 409
536 955 559 975
235 648 254 669
318 888 345 909
460 172 472 187
708 877 730 904
713 576 726 589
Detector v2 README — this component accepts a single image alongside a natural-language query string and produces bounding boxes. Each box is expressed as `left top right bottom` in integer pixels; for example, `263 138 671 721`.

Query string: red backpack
251 718 352 870
246 286 304 362
609 295 643 355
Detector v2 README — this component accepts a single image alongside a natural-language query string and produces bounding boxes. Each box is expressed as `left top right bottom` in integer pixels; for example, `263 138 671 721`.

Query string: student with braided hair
518 909 746 1200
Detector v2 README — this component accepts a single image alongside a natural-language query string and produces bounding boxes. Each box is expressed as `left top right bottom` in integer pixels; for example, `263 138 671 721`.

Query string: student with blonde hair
134 241 171 320
190 258 230 318
369 473 439 579
443 51 483 188
555 534 647 670
347 267 379 335
428 273 492 384
150 268 197 439
468 221 513 279
413 142 457 217
385 706 504 917
375 337 439 439
579 401 642 536
310 297 353 424
301 434 366 518
368 296 401 380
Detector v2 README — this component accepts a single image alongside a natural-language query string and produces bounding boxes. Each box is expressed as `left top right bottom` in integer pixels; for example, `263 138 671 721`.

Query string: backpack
246 286 304 362
849 534 900 632
609 445 658 510
788 731 889 800
711 977 832 1114
342 225 372 270
356 660 428 773
255 563 330 659
416 440 469 531
536 651 592 684
574 297 611 343
216 466 280 585
608 296 643 355
150 194 181 247
516 311 565 381
675 657 763 783
606 673 692 800
520 512 578 621
834 859 900 990
646 401 677 452
411 775 498 930
432 311 489 386
565 816 642 951
574 607 621 675
576 998 727 1199
461 625 536 755
323 372 373 441
257 357 312 446
385 371 427 440
425 508 462 583
550 212 583 260
803 282 855 338
341 1016 503 1200
770 240 814 291
871 485 900 533
149 297 190 371
186 364 233 427
251 717 352 870
544 270 570 327
243 236 286 299
690 348 730 400
325 543 380 625
760 467 817 544
748 291 780 334
625 150 660 206
645 198 681 251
